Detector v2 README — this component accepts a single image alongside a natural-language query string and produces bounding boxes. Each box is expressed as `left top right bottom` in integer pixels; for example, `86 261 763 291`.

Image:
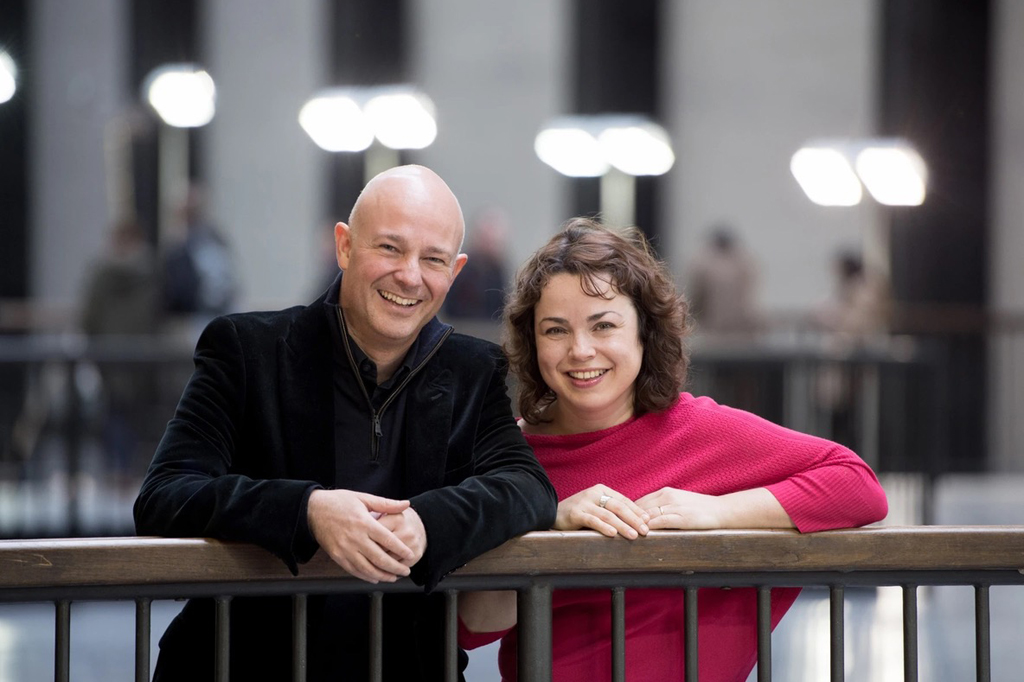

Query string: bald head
349 165 465 251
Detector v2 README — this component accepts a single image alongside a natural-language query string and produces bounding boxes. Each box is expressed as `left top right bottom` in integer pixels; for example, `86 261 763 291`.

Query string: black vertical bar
215 596 231 682
611 587 625 682
975 585 991 682
517 583 553 682
135 597 151 682
55 599 71 682
64 360 81 535
370 591 384 682
444 591 459 682
292 594 307 682
757 587 772 682
902 585 918 682
684 587 698 682
829 585 845 682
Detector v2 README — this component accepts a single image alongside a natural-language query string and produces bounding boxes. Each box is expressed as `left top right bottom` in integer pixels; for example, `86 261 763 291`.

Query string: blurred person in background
813 249 892 448
459 219 887 682
160 183 239 325
686 224 760 335
443 206 510 321
79 217 160 490
134 165 555 681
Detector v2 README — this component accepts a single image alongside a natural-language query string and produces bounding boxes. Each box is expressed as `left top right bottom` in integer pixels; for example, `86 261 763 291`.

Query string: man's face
336 178 467 355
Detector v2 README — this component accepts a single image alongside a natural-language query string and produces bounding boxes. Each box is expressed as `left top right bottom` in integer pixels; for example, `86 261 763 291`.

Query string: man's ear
451 253 469 282
334 222 352 269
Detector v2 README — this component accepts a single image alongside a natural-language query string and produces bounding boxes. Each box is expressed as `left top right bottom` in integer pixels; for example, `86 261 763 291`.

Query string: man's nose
393 257 423 287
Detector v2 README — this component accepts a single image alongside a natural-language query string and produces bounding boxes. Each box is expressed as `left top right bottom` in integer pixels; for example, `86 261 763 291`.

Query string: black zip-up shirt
323 274 450 498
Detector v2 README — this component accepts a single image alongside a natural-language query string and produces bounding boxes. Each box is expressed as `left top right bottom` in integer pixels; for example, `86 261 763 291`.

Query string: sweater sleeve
685 397 888 532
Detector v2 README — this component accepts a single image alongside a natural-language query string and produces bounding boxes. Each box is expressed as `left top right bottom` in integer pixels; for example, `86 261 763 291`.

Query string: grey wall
30 0 128 308
410 0 570 276
202 0 327 310
988 0 1024 471
663 0 882 312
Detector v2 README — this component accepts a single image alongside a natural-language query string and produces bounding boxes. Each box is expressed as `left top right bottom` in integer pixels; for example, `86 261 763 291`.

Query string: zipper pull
373 414 383 439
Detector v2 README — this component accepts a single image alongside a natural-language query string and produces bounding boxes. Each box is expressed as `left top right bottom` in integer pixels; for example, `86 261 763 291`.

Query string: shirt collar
323 271 453 372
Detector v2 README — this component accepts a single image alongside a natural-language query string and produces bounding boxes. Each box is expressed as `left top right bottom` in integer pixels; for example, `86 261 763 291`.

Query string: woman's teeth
568 369 607 380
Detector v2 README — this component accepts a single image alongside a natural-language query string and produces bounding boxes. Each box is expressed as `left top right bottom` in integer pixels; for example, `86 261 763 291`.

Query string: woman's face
533 272 643 433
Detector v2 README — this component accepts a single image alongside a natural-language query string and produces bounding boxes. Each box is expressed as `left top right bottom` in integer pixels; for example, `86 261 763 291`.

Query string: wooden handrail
2 527 1023 591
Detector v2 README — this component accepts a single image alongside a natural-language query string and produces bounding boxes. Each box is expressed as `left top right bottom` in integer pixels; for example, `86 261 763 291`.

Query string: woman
459 218 888 682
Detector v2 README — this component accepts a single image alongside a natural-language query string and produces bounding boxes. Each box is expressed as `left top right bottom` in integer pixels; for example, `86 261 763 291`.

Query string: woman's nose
570 334 596 359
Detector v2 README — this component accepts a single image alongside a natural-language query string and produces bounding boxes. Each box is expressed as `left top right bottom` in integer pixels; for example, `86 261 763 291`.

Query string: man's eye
380 244 398 252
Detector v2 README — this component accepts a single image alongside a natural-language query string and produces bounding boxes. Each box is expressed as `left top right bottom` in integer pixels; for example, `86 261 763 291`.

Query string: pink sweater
460 393 888 682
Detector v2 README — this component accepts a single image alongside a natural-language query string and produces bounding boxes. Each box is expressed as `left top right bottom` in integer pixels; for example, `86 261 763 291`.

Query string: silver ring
658 505 664 515
599 494 612 508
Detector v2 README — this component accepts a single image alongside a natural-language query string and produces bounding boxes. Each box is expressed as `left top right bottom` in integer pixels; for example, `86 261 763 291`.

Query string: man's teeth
380 291 418 306
568 370 607 380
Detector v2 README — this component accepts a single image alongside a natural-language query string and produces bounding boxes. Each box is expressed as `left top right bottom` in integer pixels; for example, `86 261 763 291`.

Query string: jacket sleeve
408 352 557 591
133 315 320 573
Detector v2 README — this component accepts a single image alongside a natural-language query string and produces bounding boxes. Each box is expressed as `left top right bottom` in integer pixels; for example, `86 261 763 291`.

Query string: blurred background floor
1 472 1023 681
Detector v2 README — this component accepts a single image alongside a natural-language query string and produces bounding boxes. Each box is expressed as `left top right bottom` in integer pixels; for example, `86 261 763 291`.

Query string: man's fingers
367 523 416 563
357 493 411 515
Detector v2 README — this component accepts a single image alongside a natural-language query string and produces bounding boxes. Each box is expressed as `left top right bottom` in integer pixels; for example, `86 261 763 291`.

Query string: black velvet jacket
134 288 557 680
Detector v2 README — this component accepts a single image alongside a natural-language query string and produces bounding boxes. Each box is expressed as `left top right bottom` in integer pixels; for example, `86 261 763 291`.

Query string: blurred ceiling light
144 64 216 127
299 91 374 152
535 114 673 178
598 122 675 176
364 89 437 149
534 126 608 177
0 50 16 104
855 144 927 206
790 147 863 207
300 85 437 152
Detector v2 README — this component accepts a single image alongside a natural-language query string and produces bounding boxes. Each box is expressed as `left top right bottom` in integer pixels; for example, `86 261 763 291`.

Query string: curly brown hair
504 217 690 424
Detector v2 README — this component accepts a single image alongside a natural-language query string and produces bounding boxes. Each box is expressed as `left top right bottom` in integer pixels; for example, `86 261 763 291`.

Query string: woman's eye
542 327 567 336
594 322 615 331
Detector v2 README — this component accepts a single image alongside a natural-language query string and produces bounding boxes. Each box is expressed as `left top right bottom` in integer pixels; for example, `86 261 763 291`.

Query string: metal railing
2 527 1023 682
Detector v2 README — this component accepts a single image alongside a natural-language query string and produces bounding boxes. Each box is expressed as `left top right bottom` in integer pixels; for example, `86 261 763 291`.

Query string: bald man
135 166 557 681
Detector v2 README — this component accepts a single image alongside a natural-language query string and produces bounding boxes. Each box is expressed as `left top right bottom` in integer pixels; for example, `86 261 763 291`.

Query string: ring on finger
599 494 612 508
658 505 664 515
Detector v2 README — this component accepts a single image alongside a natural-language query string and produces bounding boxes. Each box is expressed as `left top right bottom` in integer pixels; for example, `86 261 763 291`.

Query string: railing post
370 591 384 682
829 585 845 682
55 599 71 682
975 584 990 682
757 587 772 682
517 582 552 682
684 587 698 682
135 597 151 682
611 587 625 682
215 595 231 682
292 594 307 682
902 585 918 682
444 590 459 682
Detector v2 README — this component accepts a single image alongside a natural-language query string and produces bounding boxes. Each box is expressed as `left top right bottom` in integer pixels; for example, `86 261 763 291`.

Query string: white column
409 0 570 274
662 0 882 312
30 0 128 310
201 0 327 309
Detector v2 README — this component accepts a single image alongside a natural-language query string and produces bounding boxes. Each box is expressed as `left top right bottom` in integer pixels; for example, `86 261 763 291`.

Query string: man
134 166 557 680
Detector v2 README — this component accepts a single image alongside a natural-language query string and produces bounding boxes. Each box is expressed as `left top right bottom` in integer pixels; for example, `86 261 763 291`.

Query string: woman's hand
637 487 795 530
553 485 650 539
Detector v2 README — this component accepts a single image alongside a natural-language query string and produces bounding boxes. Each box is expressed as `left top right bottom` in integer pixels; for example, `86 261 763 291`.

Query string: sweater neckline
523 414 640 445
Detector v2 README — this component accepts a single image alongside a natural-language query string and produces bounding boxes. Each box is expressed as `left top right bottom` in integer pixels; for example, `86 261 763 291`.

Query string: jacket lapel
404 361 454 496
278 300 335 486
